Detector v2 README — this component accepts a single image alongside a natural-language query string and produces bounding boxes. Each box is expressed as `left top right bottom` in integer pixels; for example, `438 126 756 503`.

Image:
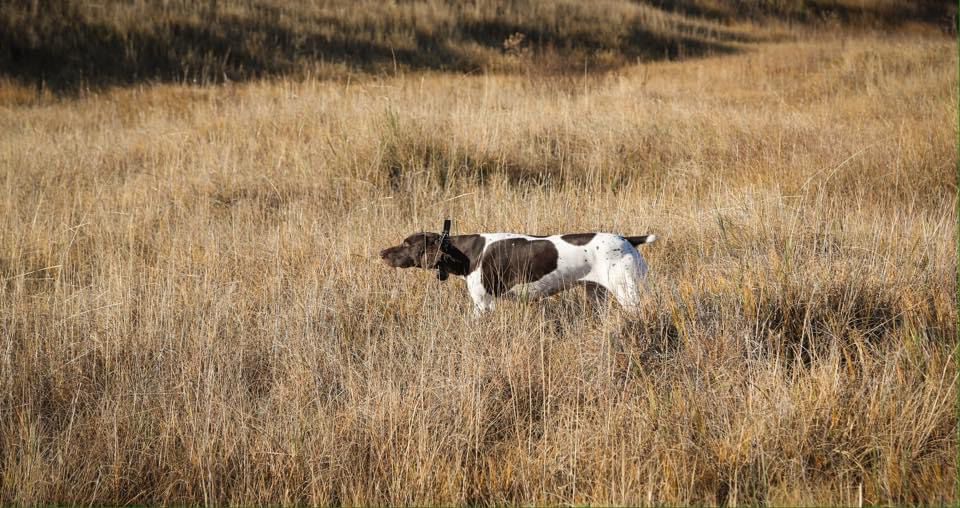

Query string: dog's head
380 232 453 270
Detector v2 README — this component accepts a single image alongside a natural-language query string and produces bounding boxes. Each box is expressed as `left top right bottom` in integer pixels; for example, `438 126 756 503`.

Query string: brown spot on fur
561 233 596 246
625 235 654 246
481 238 559 296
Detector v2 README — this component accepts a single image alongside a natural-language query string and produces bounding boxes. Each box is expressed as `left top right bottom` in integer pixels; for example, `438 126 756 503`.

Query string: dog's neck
440 235 486 277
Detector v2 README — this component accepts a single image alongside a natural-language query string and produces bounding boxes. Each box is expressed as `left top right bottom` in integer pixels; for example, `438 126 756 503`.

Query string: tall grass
0 27 956 506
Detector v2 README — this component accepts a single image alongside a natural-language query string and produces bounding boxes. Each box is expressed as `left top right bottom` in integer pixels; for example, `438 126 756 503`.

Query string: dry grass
0 19 957 507
0 0 772 92
2 0 954 92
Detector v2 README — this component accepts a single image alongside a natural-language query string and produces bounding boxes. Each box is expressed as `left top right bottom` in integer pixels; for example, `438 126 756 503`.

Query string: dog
380 231 655 315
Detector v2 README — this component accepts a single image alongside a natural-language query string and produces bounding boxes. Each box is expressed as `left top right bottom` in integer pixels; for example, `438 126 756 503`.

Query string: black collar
437 219 452 281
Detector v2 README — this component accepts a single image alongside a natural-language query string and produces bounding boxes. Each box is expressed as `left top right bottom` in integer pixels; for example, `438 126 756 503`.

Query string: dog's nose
380 248 396 264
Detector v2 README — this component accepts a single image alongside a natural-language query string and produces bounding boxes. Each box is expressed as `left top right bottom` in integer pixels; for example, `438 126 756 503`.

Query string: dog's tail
625 234 656 246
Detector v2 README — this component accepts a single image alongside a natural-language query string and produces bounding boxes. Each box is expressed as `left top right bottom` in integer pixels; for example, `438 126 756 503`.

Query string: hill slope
1 0 954 92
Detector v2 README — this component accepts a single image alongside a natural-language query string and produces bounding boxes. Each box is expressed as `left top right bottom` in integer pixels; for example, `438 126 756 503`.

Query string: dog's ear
435 249 454 268
404 232 440 268
434 246 469 275
426 233 446 266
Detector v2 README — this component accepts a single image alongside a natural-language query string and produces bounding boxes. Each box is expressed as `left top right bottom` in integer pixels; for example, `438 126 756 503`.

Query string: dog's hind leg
610 283 642 313
604 260 647 314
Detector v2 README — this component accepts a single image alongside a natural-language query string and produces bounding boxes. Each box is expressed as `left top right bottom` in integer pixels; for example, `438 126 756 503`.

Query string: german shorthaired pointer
380 232 655 315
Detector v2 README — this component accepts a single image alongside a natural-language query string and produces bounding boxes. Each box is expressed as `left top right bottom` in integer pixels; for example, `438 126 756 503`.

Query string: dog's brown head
380 232 453 270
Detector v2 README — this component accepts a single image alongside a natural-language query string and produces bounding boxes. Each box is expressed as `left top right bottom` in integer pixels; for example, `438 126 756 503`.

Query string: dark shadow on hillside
1 2 743 94
464 20 742 61
649 0 957 34
0 12 479 93
621 26 739 61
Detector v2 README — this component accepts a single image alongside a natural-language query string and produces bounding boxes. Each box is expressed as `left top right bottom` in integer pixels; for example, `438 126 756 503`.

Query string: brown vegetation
1 0 954 92
0 1 957 505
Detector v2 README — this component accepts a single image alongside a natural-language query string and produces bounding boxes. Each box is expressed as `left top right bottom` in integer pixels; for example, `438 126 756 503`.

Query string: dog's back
473 233 654 307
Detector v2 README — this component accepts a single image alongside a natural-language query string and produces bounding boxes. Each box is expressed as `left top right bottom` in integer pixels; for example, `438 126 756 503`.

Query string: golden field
0 1 957 505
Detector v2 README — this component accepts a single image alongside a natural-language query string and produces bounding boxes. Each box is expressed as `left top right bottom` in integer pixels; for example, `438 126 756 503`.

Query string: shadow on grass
1 1 742 94
650 0 957 32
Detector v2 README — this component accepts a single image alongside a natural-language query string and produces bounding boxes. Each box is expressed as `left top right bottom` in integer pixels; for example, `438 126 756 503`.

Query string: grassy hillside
1 0 958 505
1 0 954 92
1 25 956 504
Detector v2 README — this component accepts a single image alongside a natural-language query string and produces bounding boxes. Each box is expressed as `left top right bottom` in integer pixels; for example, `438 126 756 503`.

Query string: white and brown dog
380 231 655 315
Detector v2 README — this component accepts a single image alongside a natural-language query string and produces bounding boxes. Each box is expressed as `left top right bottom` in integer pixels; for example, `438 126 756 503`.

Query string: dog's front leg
466 271 495 316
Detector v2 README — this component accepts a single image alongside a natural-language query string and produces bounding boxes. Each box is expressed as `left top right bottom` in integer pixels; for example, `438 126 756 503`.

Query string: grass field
1 1 957 505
